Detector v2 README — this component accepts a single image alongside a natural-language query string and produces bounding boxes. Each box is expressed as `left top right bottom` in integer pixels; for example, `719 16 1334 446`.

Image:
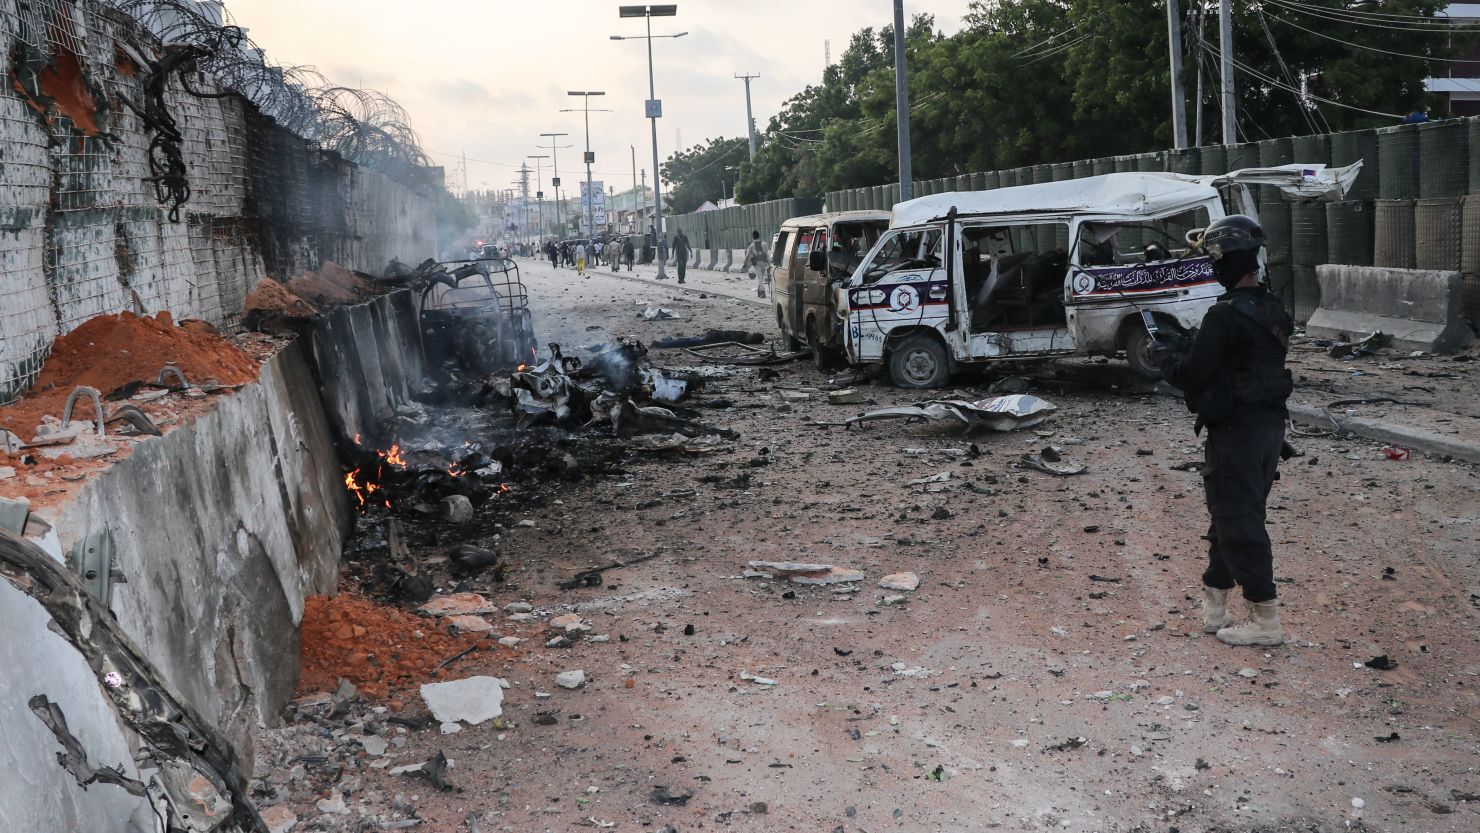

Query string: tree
661 137 749 214
727 0 1474 203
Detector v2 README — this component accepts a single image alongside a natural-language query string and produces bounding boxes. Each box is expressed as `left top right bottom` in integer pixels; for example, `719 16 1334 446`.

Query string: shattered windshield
861 227 942 283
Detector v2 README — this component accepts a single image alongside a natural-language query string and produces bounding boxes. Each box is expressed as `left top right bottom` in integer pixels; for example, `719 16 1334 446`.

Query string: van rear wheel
888 333 951 388
1124 328 1165 382
807 318 844 372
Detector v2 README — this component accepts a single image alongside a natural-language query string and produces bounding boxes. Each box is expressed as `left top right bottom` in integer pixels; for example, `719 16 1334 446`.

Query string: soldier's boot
1216 600 1283 647
1201 586 1234 634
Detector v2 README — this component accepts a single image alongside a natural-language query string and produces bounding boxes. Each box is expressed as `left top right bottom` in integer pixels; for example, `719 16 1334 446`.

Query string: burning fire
344 467 386 507
378 443 406 468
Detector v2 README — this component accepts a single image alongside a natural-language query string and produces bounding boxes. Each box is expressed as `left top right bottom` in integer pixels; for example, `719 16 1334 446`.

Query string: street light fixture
539 132 571 233
612 4 684 279
564 91 607 239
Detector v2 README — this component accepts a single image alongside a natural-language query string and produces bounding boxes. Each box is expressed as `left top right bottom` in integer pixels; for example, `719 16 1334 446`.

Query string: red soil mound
0 311 260 438
297 594 486 699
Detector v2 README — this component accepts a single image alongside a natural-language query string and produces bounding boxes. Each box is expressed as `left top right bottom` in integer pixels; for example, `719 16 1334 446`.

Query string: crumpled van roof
889 164 1361 227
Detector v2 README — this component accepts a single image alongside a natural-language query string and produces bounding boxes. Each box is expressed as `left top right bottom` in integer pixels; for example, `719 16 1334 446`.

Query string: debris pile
297 593 485 699
846 393 1057 432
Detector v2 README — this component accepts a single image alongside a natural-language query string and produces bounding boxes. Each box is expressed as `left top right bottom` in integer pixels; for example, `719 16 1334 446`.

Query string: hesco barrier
1326 201 1374 267
1462 196 1480 318
1374 199 1417 269
1378 125 1421 199
1415 198 1463 272
1418 121 1468 198
1332 129 1380 202
1291 202 1329 319
666 119 1480 323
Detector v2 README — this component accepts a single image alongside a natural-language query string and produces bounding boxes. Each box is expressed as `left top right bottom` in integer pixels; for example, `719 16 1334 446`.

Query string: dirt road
255 257 1480 833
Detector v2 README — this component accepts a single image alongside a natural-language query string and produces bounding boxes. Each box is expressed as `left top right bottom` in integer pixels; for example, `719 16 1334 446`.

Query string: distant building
1424 4 1480 116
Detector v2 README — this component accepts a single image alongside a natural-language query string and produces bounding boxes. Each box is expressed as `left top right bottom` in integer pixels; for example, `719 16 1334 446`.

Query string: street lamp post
563 91 607 241
528 154 550 240
538 132 571 235
614 4 683 279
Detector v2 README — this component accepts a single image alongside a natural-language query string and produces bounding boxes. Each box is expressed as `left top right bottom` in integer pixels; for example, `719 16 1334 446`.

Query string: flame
496 483 511 494
516 364 527 372
378 444 406 468
344 468 366 506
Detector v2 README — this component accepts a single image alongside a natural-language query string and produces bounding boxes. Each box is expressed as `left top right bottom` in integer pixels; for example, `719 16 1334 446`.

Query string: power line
1264 0 1466 33
1268 11 1480 63
1199 41 1404 120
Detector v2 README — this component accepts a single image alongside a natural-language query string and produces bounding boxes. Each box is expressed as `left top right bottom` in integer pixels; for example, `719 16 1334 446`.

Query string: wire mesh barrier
1461 196 1480 321
1417 121 1468 199
1331 129 1380 203
1377 125 1421 200
1374 200 1417 269
1291 202 1328 320
1414 198 1463 273
1325 201 1374 267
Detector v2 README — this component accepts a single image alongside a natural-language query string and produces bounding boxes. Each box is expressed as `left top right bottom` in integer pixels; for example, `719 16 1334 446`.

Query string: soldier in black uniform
1154 215 1294 647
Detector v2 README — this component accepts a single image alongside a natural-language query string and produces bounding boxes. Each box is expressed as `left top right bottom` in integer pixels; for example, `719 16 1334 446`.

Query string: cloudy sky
226 0 974 196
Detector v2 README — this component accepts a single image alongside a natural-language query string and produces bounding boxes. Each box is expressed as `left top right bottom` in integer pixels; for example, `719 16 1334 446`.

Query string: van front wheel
1124 328 1165 381
888 334 951 388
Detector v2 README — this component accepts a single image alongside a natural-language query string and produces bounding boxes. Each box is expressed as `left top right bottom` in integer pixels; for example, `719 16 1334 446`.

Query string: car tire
1124 327 1165 382
888 333 951 389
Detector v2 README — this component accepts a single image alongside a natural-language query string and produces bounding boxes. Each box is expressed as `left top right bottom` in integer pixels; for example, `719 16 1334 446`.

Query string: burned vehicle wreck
414 258 538 379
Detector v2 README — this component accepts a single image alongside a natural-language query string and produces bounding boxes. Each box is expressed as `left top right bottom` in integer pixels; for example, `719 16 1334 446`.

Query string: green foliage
661 136 750 214
722 0 1473 204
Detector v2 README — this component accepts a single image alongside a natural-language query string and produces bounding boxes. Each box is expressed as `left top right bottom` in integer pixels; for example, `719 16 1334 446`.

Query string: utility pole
528 155 549 240
631 145 641 233
1166 0 1187 149
1219 0 1236 145
460 147 469 195
539 133 571 235
734 72 759 159
515 164 532 245
614 5 685 278
564 91 608 239
892 0 913 201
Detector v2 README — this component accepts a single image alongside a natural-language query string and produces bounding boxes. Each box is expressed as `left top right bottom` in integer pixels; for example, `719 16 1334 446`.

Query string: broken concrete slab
555 670 586 689
828 388 865 405
447 615 493 633
419 676 506 725
879 572 920 592
258 804 297 833
746 560 864 585
419 593 496 616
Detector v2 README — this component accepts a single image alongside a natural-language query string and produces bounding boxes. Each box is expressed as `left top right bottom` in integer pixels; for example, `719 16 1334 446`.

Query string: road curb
1288 403 1480 464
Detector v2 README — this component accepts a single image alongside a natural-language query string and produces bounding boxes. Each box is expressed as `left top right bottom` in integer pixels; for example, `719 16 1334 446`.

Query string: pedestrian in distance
607 237 621 272
1153 214 1295 647
622 236 635 272
745 230 768 298
673 228 690 284
575 240 587 276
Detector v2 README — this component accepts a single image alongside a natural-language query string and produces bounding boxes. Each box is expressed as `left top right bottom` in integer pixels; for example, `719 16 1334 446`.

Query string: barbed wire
102 0 432 187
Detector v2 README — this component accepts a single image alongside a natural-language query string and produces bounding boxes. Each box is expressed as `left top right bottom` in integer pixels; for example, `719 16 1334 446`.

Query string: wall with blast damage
0 0 439 405
0 289 425 829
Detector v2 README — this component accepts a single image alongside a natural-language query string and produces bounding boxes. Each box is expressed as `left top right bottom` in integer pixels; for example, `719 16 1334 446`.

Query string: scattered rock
315 792 349 816
651 786 694 806
556 670 586 689
881 594 907 606
359 734 388 757
828 389 865 405
546 636 572 648
930 506 952 520
504 602 533 614
419 593 495 616
747 560 864 585
879 572 920 592
259 805 297 833
1237 667 1258 678
440 722 463 735
447 615 493 633
440 494 475 523
419 676 506 725
497 636 523 647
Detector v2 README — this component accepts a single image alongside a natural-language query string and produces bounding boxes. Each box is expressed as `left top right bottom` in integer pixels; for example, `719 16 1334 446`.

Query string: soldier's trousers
1200 408 1285 603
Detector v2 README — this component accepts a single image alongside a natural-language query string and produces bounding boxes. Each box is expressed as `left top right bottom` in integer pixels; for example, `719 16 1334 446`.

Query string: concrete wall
0 287 428 827
0 2 439 404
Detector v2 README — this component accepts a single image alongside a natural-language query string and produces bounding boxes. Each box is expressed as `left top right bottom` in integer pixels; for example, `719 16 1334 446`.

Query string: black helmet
1201 214 1265 261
